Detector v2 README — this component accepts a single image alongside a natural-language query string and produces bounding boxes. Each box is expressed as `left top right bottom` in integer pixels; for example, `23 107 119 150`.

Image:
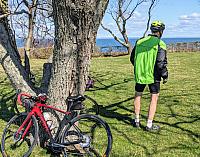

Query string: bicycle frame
16 93 73 144
2 92 112 157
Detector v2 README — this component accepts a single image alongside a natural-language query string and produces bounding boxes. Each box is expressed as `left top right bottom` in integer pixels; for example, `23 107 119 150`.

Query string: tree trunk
0 6 35 94
0 0 109 109
127 41 132 55
48 0 109 110
24 13 34 81
24 0 38 59
0 0 109 147
24 18 33 59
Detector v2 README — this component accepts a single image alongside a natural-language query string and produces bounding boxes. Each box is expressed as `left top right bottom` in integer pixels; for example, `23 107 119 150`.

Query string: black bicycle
1 92 112 157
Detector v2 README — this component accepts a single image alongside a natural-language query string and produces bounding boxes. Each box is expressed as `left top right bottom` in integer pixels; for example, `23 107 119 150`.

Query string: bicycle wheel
12 96 27 114
1 112 38 157
82 95 100 115
61 114 112 157
13 95 20 114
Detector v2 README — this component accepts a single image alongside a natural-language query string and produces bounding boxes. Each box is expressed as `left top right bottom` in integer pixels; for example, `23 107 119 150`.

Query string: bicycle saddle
67 95 85 102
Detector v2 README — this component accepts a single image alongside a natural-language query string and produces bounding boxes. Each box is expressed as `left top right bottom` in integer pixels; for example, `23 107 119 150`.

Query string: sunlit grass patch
0 52 200 156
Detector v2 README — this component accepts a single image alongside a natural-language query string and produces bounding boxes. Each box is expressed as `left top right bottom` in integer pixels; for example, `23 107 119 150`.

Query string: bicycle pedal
46 142 64 153
52 147 63 153
47 142 65 148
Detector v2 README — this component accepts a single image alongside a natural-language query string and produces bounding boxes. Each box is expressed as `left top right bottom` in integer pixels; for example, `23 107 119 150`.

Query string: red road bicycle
1 92 112 157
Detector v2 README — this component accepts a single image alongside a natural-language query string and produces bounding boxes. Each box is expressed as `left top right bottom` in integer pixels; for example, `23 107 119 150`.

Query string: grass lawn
0 52 200 157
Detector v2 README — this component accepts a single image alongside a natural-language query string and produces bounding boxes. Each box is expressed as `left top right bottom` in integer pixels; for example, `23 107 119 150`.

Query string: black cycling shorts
135 82 160 94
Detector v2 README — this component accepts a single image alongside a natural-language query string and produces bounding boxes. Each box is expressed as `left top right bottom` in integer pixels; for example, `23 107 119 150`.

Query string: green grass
0 53 200 157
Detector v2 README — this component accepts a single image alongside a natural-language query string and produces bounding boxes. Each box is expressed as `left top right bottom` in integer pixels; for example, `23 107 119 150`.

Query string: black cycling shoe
146 124 160 132
132 120 141 128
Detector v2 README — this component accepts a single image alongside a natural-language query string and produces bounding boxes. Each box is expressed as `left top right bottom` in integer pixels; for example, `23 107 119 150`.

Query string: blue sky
97 0 200 38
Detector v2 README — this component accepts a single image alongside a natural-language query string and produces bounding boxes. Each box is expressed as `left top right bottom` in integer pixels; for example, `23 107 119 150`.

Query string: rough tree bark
1 0 109 148
1 0 109 110
48 0 109 110
0 1 35 94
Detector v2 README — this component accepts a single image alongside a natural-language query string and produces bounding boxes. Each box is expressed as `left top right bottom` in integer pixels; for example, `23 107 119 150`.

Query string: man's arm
130 46 136 66
157 46 168 81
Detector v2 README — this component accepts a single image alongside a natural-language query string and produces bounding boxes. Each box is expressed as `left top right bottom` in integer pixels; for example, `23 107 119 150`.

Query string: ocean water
96 38 200 47
96 38 200 52
16 38 200 52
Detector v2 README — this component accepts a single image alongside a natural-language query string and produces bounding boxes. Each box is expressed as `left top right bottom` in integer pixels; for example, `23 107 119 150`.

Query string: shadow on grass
98 96 134 124
1 70 199 156
0 88 16 122
96 94 200 156
88 73 200 156
88 71 133 92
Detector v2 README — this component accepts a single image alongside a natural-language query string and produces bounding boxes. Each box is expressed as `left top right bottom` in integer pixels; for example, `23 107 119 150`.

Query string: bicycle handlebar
16 91 86 112
17 93 32 106
17 92 47 106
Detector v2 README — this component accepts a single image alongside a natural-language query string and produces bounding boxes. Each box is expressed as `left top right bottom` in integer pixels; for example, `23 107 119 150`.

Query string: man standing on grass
130 21 168 132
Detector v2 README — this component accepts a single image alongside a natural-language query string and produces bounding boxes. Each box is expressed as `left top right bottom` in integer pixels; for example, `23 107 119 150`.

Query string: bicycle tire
61 114 112 157
1 112 39 157
12 95 26 114
82 95 100 115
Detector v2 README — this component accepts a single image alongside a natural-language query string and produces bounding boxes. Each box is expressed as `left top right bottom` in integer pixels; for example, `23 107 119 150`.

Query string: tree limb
126 0 147 20
143 0 157 37
22 0 29 8
123 0 133 14
93 0 109 31
0 9 29 19
0 13 10 19
101 23 129 47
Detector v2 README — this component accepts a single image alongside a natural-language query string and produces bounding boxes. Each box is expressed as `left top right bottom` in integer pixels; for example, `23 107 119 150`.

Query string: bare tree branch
143 0 157 37
126 0 147 20
0 9 29 19
13 0 23 13
101 23 129 47
9 0 54 47
0 13 10 19
101 0 158 54
22 0 29 8
123 0 133 14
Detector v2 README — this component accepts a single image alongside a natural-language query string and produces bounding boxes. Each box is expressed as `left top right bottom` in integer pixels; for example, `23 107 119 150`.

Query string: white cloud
99 9 200 38
106 22 116 27
165 12 200 37
180 12 200 21
130 11 142 19
99 9 148 38
179 12 200 28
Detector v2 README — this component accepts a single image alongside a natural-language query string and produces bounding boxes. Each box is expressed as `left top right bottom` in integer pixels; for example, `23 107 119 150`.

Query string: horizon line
96 37 200 39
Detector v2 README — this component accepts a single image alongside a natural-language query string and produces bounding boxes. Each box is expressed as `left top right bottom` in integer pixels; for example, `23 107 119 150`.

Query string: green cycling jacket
133 35 167 84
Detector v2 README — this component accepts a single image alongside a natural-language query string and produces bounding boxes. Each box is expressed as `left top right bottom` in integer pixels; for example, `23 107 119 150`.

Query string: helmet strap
152 31 160 38
158 31 163 38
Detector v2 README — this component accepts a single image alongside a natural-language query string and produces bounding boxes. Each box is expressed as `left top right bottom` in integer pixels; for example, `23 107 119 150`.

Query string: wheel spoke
1 113 38 157
61 114 112 157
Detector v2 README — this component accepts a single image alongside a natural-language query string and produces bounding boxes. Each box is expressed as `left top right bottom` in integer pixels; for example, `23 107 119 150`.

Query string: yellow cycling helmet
150 21 165 32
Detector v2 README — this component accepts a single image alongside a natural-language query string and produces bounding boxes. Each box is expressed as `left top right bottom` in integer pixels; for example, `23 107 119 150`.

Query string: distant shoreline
96 37 200 39
16 37 200 48
96 37 200 47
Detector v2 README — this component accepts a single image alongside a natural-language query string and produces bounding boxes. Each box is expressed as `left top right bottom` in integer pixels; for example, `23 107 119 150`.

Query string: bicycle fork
14 114 33 142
